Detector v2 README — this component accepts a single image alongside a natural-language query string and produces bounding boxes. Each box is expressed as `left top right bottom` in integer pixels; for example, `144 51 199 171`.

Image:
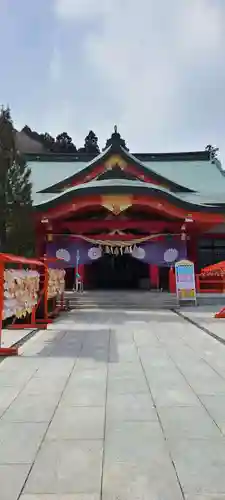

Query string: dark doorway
159 267 169 291
65 268 75 290
89 254 149 289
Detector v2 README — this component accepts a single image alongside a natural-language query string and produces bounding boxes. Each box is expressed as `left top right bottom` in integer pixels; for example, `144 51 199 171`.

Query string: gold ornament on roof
101 195 132 215
104 155 127 171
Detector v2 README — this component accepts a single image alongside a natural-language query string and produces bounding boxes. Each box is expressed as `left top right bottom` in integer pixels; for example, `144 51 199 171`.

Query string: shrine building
25 128 225 290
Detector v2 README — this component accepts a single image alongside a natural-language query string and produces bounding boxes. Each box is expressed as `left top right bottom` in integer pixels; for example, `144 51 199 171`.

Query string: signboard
175 259 197 304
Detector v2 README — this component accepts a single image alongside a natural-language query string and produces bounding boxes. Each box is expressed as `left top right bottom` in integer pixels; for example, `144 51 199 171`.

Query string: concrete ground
2 309 225 499
1 328 36 349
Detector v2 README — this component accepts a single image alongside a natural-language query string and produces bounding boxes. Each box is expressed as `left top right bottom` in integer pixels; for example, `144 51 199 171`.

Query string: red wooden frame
36 194 225 224
0 254 65 356
0 253 47 356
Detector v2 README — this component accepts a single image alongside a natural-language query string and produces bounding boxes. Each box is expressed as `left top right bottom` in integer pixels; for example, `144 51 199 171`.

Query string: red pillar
169 267 176 293
149 265 159 289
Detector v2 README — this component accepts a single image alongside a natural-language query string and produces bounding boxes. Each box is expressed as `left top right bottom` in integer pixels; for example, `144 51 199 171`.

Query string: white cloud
52 0 225 154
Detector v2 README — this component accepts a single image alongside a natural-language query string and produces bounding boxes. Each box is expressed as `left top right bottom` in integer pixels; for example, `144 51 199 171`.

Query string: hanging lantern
105 246 110 254
114 247 119 256
120 246 123 255
124 247 130 254
47 233 53 242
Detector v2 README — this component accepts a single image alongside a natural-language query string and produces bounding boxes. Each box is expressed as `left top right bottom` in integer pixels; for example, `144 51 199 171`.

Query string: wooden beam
59 220 181 233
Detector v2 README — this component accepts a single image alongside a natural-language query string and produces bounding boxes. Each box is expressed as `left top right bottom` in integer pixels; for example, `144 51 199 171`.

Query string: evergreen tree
55 132 77 152
84 130 100 154
40 132 55 151
0 107 34 255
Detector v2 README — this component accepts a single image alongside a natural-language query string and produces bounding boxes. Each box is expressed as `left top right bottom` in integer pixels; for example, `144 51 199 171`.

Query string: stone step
63 291 178 310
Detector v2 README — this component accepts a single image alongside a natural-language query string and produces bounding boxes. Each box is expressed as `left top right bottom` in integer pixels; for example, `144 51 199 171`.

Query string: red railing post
169 267 176 293
195 274 200 293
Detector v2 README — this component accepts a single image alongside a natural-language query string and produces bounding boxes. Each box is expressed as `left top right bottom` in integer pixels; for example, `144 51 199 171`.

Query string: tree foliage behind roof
0 107 34 255
21 126 100 154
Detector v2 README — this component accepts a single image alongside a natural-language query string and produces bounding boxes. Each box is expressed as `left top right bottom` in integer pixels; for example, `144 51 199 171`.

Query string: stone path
1 328 36 349
1 309 225 498
180 305 225 342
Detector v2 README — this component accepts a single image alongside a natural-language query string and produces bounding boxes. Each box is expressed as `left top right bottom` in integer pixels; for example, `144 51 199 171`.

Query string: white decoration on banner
132 246 146 260
164 248 179 263
56 248 71 262
88 247 102 260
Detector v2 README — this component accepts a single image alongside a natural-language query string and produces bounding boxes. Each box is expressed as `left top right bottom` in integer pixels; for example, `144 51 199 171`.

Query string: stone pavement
1 309 225 499
1 328 36 349
180 305 225 342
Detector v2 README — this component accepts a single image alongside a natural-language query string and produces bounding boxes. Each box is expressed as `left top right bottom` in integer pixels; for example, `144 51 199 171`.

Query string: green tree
55 132 77 152
40 132 55 151
0 107 34 255
84 130 100 154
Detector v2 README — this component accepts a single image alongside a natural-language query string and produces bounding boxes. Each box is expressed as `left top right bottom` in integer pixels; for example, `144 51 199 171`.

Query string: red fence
0 253 66 357
195 275 225 294
168 267 225 294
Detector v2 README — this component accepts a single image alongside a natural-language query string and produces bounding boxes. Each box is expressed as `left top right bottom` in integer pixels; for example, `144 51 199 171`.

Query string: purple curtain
47 239 186 267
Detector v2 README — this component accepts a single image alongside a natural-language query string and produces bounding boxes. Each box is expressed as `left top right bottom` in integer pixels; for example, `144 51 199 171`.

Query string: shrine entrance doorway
88 253 149 290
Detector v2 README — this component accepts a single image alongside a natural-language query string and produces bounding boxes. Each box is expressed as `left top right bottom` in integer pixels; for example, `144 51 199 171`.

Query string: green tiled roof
28 151 225 206
27 160 86 202
34 179 225 212
143 159 225 193
34 179 170 207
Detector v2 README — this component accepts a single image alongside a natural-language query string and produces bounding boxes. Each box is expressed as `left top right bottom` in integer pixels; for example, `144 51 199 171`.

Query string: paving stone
201 394 225 416
185 375 225 396
47 407 105 440
0 369 36 387
0 422 47 464
108 374 148 394
2 394 58 423
0 463 30 500
61 387 106 407
108 362 143 377
24 440 103 494
35 360 74 378
105 421 165 463
67 370 107 391
109 344 139 362
185 495 225 499
75 358 107 370
69 368 107 383
106 393 157 422
158 406 221 438
102 460 183 500
152 385 201 407
2 308 225 498
20 495 100 500
21 376 67 396
169 439 225 495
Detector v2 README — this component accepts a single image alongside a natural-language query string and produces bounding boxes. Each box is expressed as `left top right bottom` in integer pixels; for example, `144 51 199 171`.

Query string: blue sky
1 0 225 160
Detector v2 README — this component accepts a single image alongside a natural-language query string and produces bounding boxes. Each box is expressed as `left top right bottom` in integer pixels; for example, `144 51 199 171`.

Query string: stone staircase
63 290 178 310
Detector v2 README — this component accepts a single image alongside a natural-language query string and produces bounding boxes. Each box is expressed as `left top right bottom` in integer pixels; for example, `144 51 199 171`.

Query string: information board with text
175 259 197 304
